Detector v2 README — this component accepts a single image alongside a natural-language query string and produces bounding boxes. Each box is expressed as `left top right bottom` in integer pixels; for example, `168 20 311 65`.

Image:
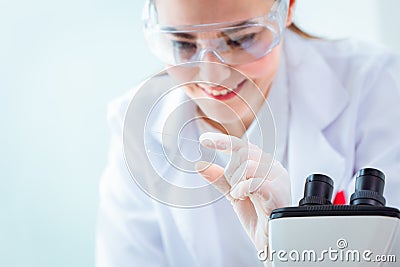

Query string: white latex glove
195 132 291 253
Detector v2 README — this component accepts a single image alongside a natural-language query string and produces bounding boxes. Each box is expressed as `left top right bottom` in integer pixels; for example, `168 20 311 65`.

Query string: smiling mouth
197 80 247 100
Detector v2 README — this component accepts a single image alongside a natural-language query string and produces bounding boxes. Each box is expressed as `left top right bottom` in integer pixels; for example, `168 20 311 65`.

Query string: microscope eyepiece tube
299 174 334 206
350 168 386 206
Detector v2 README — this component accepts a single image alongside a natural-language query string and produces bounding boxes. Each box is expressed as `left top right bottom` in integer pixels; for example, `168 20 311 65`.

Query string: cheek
234 47 281 86
165 65 204 101
165 64 198 84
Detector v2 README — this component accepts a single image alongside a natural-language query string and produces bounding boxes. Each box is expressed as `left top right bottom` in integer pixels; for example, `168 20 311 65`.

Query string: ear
286 0 296 26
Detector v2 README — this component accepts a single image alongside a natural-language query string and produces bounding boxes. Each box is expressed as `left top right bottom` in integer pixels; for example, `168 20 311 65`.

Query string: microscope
266 168 400 266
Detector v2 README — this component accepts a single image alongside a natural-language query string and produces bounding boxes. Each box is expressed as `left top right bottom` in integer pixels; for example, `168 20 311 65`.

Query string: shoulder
285 29 400 96
297 31 400 81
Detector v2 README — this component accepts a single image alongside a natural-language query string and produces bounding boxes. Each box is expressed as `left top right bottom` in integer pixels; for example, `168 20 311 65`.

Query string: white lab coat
96 30 400 267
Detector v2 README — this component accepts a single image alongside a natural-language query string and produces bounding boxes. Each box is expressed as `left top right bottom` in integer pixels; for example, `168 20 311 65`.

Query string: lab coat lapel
284 30 349 202
165 111 222 266
165 116 222 265
147 86 222 265
169 205 222 266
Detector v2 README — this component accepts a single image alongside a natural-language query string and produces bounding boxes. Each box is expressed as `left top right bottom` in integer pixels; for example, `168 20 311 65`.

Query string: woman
96 0 400 266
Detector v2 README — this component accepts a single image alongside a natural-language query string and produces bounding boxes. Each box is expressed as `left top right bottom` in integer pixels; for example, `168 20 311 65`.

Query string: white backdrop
0 0 399 266
295 0 400 51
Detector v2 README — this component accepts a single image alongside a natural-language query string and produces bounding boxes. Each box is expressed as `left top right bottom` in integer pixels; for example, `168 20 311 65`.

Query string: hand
195 132 291 252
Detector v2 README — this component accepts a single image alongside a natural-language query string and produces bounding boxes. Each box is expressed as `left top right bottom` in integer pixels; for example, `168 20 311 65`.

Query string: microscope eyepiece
350 168 386 206
299 174 334 206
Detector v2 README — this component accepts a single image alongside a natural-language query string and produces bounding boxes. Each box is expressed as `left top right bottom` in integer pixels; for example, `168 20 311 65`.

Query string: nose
199 49 224 63
197 50 231 84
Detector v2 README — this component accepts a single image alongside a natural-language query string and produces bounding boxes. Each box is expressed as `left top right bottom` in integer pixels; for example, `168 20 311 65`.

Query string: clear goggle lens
143 0 289 65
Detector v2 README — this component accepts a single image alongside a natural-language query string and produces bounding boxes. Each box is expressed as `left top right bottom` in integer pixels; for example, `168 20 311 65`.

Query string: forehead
155 0 274 25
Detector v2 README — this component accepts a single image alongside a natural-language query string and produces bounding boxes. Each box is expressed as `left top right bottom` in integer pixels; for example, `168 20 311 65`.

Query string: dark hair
289 23 319 39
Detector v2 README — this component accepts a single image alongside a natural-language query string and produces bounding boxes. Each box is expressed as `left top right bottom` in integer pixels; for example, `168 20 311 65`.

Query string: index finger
199 132 248 153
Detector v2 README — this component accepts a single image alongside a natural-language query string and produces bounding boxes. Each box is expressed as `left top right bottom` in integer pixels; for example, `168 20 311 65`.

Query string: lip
198 80 246 101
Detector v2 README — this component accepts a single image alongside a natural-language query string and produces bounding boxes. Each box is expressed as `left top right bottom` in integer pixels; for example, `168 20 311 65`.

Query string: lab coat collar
283 30 349 202
284 30 349 131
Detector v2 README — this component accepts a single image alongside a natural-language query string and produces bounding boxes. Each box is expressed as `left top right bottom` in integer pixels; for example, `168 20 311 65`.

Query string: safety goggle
142 0 289 65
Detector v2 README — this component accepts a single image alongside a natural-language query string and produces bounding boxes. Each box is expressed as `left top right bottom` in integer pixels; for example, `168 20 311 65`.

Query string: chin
200 105 247 124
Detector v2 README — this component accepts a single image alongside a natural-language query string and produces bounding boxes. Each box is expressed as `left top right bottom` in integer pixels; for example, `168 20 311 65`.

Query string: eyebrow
222 21 254 35
162 20 252 39
163 27 196 40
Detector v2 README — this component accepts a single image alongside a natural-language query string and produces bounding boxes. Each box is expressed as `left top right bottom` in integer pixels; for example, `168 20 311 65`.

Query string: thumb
195 161 231 197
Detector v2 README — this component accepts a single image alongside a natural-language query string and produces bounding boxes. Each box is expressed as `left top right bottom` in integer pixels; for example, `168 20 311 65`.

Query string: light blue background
1 1 160 266
1 0 399 267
